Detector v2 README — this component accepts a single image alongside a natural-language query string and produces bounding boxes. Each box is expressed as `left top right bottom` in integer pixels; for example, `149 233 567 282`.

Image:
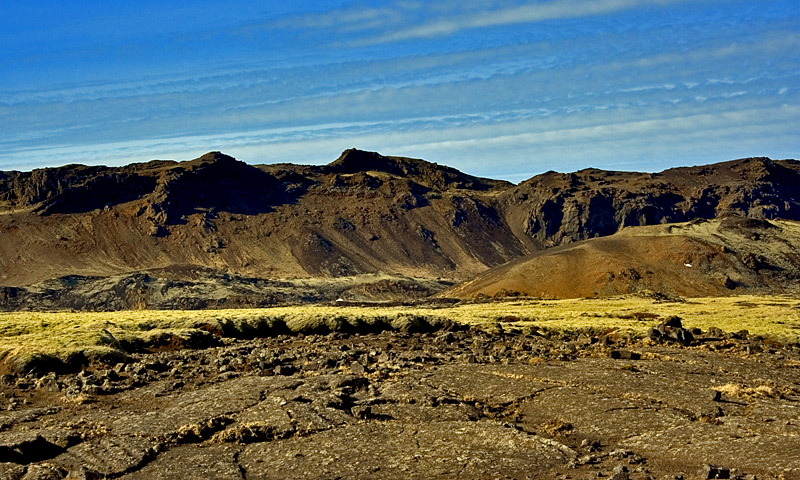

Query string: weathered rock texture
0 328 798 479
0 269 451 311
501 157 800 249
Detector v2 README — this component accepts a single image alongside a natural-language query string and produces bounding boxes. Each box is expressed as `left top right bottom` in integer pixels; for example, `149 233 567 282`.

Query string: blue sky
1 0 798 181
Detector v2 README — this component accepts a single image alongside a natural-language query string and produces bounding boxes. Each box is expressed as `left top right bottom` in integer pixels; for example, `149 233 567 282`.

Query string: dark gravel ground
0 322 799 479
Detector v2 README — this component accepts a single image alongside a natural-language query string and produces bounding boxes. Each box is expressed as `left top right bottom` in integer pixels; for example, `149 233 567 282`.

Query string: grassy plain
0 295 798 372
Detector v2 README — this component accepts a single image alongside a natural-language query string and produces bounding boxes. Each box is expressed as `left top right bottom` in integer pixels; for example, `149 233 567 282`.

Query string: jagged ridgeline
1 149 799 308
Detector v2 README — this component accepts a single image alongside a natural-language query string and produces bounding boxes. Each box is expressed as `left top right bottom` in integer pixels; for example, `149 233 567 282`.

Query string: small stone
610 464 629 480
21 463 67 480
35 375 61 393
82 385 101 396
349 361 365 376
609 449 633 459
663 316 683 328
581 438 602 452
699 464 731 479
273 365 296 376
218 371 239 381
610 350 641 360
648 327 662 342
706 327 724 338
68 466 104 480
436 332 455 344
351 405 376 420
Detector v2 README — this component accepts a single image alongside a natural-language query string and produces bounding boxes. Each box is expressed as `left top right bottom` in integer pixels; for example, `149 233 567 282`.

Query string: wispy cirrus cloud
367 0 693 44
259 0 703 47
1 0 797 177
269 0 699 46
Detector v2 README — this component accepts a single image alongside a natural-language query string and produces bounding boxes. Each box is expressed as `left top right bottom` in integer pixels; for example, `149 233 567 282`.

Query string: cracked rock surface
0 328 798 479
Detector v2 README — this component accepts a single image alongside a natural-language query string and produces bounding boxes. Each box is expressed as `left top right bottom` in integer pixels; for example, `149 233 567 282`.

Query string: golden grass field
0 295 798 371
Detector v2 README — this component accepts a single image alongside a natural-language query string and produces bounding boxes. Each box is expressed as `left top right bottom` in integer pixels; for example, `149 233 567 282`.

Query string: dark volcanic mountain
501 157 800 249
1 149 799 307
0 150 517 287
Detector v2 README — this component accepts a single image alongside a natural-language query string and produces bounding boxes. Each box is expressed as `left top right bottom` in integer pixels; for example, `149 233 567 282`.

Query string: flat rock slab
516 386 693 441
417 364 554 405
112 376 286 437
0 431 66 464
122 444 244 480
0 408 59 432
53 435 158 477
622 423 800 476
239 420 574 479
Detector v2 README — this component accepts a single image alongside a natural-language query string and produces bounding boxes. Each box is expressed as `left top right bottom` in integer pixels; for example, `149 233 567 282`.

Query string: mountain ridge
1 149 799 305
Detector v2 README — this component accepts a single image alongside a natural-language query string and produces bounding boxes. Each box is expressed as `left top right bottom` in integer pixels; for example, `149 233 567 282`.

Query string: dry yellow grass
444 294 800 340
0 294 797 371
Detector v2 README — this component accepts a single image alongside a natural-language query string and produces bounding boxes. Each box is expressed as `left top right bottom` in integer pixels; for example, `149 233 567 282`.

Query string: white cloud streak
352 0 694 45
2 0 796 177
2 99 796 179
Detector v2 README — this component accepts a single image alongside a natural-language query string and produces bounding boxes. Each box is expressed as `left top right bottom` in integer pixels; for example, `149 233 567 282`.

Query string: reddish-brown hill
442 217 800 299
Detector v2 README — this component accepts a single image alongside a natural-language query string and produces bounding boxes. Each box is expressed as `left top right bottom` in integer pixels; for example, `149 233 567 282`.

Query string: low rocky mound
0 268 451 312
444 218 800 299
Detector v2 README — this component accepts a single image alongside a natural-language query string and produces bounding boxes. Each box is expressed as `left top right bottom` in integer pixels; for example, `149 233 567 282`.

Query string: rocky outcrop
0 270 452 312
0 164 158 215
140 152 287 226
502 157 800 249
327 148 509 191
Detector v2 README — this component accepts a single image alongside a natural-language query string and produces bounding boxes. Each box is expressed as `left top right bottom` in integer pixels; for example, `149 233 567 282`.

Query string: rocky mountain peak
327 148 511 192
328 148 405 176
185 151 240 168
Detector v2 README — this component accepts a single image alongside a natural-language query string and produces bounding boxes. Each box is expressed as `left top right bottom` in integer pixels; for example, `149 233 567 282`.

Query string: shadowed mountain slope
0 149 520 287
501 157 800 250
